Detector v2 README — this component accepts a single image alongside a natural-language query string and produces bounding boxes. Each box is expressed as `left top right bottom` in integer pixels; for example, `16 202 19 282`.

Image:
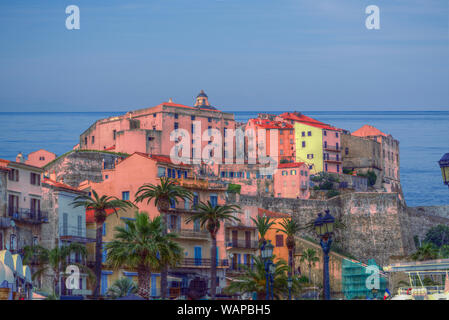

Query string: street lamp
371 288 378 300
269 261 276 300
439 153 449 187
314 210 335 300
261 240 274 300
287 277 293 300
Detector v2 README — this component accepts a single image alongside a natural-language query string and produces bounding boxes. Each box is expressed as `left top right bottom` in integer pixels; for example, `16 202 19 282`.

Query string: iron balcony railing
228 263 254 273
323 144 341 152
179 258 229 267
324 155 342 163
7 207 48 224
60 227 96 243
225 239 259 249
168 227 210 239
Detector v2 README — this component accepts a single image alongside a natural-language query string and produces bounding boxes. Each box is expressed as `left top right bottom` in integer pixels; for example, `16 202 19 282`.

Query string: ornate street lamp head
314 210 335 239
261 240 274 260
439 153 449 187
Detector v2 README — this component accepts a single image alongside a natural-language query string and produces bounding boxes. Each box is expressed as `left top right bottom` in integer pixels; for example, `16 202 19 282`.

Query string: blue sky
0 0 448 112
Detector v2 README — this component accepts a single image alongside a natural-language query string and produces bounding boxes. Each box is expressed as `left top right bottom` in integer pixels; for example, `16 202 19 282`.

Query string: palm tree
411 242 439 261
134 177 192 299
107 277 137 299
22 243 92 297
185 201 240 300
300 248 320 283
105 212 183 299
251 215 276 247
225 256 306 299
276 218 301 282
71 189 135 298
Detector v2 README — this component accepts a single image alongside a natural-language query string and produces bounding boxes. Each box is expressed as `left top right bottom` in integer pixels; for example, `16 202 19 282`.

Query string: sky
0 0 448 112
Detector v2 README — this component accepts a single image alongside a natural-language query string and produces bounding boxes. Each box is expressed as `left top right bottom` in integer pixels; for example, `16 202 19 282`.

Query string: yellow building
294 123 324 174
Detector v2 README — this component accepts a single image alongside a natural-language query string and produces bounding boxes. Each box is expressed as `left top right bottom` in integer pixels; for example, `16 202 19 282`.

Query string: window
280 139 283 144
336 132 339 138
325 163 328 172
302 141 306 148
63 213 68 236
307 131 311 136
324 141 327 148
345 147 349 155
246 172 250 179
122 191 130 201
104 175 108 180
191 124 195 133
280 149 284 155
290 170 296 175
10 234 17 251
193 193 199 207
157 167 165 177
39 156 45 161
91 136 95 144
8 169 19 182
103 223 107 236
174 122 179 130
191 115 195 120
170 199 176 209
337 165 340 173
275 234 284 247
208 117 212 123
84 137 88 145
323 131 327 136
174 113 178 119
153 113 156 118
77 216 82 236
113 130 117 140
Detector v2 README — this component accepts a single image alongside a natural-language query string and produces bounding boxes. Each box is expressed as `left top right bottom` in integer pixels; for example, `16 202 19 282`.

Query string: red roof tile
352 125 387 138
42 178 84 193
86 208 118 223
280 112 341 131
278 162 306 169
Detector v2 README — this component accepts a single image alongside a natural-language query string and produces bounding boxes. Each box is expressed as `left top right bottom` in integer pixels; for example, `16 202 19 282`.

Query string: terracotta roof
86 208 117 223
249 118 293 130
280 112 341 131
352 125 387 138
257 208 290 219
278 162 305 169
0 158 43 171
42 178 84 193
133 152 191 167
104 145 116 151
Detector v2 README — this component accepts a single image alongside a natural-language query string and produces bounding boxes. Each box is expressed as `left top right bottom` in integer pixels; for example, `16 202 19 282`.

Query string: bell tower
194 90 210 107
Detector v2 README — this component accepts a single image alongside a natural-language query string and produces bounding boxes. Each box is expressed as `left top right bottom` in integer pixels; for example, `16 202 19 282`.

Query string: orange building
273 162 310 199
257 208 290 264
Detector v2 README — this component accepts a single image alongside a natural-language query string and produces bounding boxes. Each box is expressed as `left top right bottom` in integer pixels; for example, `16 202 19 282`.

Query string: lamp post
287 277 293 300
439 153 449 187
314 210 335 300
269 262 275 300
261 240 274 300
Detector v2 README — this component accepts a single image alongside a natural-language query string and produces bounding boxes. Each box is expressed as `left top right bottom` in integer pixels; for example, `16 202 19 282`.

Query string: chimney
168 98 173 103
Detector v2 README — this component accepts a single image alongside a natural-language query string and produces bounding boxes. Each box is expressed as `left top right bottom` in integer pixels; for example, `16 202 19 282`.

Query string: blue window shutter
216 247 219 266
170 199 175 208
194 246 202 266
103 223 106 236
102 244 107 263
100 273 108 295
244 254 247 266
210 195 217 208
237 254 241 270
184 171 187 178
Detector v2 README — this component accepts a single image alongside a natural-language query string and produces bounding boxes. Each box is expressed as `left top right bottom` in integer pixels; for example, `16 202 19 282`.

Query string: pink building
15 150 57 168
79 91 235 161
273 162 310 199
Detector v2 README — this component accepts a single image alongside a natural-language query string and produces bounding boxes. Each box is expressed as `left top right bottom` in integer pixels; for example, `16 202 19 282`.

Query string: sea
0 111 448 207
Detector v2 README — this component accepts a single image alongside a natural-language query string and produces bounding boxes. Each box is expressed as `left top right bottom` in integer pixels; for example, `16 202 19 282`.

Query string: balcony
168 227 210 240
60 227 96 243
7 207 48 224
179 258 229 268
225 221 257 230
225 239 259 250
324 155 342 163
227 264 254 274
174 178 227 191
323 144 341 152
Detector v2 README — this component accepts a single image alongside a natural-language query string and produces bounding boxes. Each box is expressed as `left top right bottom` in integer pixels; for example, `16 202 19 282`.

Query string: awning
0 262 15 285
12 254 24 278
22 265 32 284
0 250 14 272
32 292 47 300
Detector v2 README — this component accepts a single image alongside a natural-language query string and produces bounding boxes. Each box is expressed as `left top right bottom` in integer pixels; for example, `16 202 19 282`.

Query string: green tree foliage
424 224 449 248
107 277 137 298
106 212 183 299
